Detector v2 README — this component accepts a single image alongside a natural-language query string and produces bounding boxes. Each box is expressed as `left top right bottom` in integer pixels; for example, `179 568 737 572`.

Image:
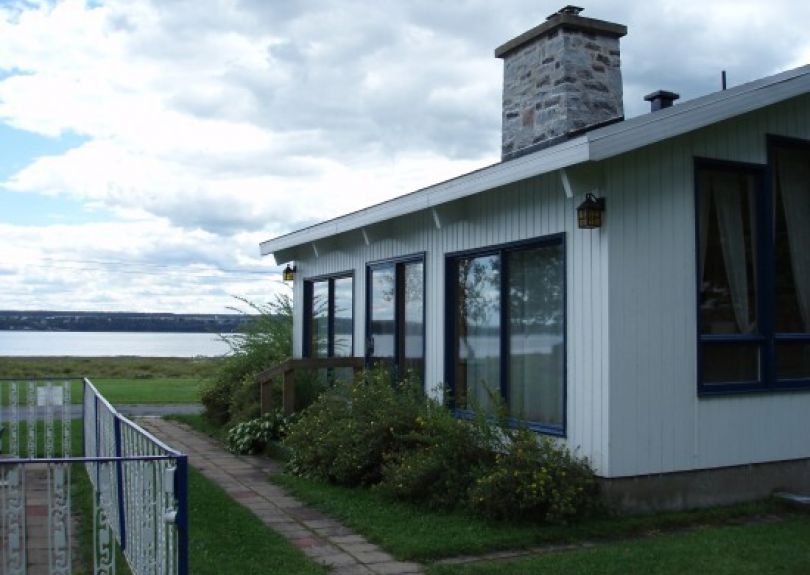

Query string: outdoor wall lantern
576 193 606 229
282 263 297 282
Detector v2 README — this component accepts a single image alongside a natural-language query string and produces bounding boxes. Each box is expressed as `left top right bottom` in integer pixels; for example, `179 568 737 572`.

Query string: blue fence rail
0 378 188 575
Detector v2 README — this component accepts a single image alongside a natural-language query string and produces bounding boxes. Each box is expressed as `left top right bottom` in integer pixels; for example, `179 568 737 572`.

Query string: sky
1 0 809 314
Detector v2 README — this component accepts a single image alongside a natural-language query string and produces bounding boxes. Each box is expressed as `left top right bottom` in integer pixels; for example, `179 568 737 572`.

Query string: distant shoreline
0 310 255 333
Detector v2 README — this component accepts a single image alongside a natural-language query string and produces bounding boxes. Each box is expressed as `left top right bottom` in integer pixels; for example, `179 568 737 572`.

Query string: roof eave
260 64 810 260
260 135 590 257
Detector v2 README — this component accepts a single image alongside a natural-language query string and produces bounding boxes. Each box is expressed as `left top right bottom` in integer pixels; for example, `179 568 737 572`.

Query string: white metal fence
0 378 188 575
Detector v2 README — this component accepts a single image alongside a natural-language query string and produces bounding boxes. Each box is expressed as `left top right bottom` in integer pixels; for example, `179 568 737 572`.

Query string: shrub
282 366 601 524
468 429 599 523
226 410 291 455
377 405 495 510
284 368 424 486
201 295 293 427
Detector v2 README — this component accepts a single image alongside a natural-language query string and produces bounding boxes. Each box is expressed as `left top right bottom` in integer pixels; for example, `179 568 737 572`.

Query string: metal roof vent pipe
644 90 680 112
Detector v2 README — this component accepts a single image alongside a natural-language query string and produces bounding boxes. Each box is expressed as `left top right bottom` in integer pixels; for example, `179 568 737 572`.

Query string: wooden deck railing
256 357 365 415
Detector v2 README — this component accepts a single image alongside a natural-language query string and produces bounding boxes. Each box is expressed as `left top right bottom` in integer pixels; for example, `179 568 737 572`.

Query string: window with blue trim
366 255 425 382
446 235 565 433
303 273 353 358
696 138 810 393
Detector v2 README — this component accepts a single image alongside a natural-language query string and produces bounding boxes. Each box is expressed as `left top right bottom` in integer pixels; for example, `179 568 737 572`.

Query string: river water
0 331 231 357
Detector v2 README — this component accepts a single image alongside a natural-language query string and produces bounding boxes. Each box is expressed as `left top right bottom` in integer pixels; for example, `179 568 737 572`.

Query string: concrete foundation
600 458 810 514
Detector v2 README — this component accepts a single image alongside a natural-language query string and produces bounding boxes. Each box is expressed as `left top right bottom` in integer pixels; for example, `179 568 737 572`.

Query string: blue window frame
365 254 426 383
303 272 354 358
445 234 566 435
695 136 810 394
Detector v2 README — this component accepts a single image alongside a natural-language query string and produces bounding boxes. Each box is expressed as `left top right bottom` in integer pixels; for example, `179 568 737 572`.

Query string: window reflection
508 244 564 427
402 261 425 378
450 239 566 430
333 277 353 358
369 266 395 359
305 274 353 360
366 258 425 383
311 281 330 358
455 254 501 413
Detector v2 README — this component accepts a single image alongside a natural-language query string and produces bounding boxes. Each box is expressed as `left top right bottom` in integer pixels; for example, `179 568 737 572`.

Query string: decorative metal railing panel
1 378 188 575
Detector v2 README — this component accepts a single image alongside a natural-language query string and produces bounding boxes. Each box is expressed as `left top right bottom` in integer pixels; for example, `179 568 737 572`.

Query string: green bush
283 367 600 525
201 295 293 427
468 429 599 523
226 410 292 455
284 368 424 486
377 406 495 510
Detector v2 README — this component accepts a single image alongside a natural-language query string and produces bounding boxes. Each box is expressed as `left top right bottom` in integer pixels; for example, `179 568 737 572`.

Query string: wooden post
260 380 273 415
282 367 296 416
352 363 363 383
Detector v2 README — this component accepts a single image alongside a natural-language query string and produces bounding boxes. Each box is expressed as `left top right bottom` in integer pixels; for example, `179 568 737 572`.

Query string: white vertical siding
607 94 810 477
289 171 611 473
287 93 810 479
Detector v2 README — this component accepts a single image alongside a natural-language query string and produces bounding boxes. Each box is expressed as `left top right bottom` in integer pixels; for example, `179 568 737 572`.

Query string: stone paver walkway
136 417 424 575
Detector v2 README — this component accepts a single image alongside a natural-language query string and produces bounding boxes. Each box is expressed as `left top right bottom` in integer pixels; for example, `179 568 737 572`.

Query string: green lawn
0 356 220 379
174 412 809 566
427 516 810 574
1 356 209 404
89 377 201 404
187 466 324 575
273 474 802 563
1 377 201 405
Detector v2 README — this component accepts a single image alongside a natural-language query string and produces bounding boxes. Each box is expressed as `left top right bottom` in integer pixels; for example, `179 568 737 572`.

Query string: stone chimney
496 6 627 160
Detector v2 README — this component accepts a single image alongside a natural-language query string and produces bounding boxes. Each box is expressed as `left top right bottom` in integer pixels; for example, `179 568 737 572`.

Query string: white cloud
0 220 286 312
1 0 809 312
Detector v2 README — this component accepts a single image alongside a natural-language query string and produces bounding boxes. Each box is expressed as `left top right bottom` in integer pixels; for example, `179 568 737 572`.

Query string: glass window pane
508 243 564 428
402 261 424 381
776 341 810 380
310 281 329 358
773 146 810 334
455 254 501 413
698 169 759 335
369 266 395 359
701 343 760 384
333 277 353 357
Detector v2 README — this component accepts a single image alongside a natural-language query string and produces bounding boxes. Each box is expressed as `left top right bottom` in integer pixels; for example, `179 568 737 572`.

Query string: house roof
260 64 810 261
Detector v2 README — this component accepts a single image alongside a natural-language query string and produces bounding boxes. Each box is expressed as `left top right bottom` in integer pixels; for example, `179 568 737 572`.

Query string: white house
259 7 810 510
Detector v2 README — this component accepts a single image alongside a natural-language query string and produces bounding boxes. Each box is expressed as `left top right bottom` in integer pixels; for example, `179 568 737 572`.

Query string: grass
89 377 201 404
1 377 202 405
175 413 809 565
0 356 221 379
427 516 810 574
168 411 810 572
0 418 81 456
272 474 802 562
187 466 324 575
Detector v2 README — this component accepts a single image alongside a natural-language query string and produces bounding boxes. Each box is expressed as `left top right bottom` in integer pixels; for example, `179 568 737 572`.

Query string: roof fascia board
260 135 589 256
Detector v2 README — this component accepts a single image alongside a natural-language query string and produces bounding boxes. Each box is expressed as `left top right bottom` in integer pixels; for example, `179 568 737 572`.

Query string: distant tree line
0 310 256 333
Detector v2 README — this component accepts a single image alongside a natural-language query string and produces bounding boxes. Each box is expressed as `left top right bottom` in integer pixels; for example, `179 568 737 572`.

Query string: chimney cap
547 5 584 19
644 90 680 111
495 7 627 59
